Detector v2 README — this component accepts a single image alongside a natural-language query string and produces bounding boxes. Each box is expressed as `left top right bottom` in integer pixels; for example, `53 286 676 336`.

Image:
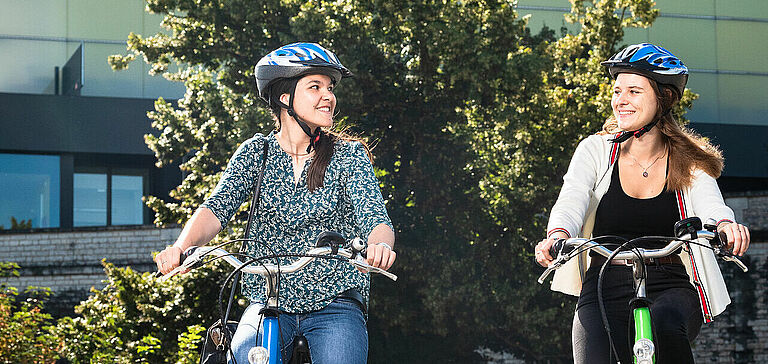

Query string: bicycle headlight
247 346 269 364
633 338 655 364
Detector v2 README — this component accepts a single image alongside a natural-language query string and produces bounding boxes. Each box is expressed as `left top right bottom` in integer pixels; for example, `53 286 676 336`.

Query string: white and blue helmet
255 42 352 102
602 43 688 97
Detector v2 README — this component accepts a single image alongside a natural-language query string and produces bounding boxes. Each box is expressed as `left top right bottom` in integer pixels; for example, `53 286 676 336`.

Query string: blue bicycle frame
260 314 282 364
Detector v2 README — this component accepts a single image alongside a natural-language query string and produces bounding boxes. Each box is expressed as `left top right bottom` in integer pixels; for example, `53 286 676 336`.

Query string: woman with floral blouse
154 43 396 364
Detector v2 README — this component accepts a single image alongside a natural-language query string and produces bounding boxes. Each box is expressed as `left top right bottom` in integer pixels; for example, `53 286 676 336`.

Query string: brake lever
711 231 749 273
721 254 749 272
714 245 749 273
537 255 568 284
537 266 556 284
349 256 398 281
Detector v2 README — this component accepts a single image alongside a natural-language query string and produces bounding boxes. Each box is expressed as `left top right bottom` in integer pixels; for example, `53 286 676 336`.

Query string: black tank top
592 158 680 248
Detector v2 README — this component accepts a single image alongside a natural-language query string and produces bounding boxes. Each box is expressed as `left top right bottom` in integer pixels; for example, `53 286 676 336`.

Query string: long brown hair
268 77 373 192
600 79 723 191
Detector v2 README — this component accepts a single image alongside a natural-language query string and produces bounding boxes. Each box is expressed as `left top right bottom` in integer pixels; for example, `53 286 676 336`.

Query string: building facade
1 0 185 314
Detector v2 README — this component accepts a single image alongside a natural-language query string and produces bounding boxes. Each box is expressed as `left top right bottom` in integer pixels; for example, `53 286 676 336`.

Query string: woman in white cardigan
534 43 751 364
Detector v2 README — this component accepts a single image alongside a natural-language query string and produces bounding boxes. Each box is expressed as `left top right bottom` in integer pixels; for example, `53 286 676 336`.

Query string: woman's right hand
154 245 184 275
154 208 221 275
535 231 569 267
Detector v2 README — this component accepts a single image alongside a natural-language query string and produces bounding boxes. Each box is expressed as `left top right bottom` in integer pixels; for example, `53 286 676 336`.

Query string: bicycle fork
630 261 655 364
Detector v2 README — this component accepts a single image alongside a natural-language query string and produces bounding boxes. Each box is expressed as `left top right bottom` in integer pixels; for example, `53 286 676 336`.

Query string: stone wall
0 225 180 314
693 194 768 363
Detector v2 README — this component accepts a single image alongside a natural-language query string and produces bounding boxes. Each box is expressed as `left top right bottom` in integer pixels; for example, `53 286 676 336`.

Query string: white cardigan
546 133 735 323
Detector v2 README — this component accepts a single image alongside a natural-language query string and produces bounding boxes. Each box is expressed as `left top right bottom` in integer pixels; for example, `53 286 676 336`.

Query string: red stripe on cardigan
676 190 687 219
547 228 571 238
675 190 713 323
609 135 621 165
716 219 734 228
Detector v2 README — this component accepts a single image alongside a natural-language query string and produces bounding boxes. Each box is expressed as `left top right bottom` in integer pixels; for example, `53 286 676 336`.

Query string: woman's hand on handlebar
155 245 183 275
366 243 396 271
535 231 568 267
718 222 751 256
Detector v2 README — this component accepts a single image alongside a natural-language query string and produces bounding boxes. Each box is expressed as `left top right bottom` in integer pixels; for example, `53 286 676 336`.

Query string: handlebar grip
549 238 565 257
717 231 729 247
154 246 197 277
179 246 197 265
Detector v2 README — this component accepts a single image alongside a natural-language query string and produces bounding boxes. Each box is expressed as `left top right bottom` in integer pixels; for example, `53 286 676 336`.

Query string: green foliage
0 263 59 363
57 0 701 362
0 216 33 231
51 260 233 363
177 325 207 364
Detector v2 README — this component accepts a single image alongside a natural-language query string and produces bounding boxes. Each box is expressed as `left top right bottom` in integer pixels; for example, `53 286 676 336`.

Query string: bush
0 262 59 363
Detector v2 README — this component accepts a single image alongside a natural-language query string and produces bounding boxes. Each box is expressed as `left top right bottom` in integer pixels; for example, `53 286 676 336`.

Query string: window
73 169 146 227
73 173 107 226
111 175 144 225
0 153 60 229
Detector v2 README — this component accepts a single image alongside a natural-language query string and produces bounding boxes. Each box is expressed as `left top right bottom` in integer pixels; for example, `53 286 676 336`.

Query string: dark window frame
73 166 149 227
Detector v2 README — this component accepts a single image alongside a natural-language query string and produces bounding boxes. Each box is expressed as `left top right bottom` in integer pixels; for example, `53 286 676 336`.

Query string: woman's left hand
366 243 396 271
718 222 751 256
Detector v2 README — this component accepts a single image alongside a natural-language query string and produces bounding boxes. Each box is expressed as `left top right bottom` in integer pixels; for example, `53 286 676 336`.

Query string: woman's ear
279 92 291 106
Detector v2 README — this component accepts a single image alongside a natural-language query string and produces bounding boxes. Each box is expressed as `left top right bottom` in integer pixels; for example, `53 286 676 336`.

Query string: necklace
282 149 311 157
275 132 312 157
626 147 666 178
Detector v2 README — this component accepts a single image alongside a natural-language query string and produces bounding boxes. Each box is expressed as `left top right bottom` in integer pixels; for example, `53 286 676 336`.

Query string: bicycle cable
596 238 635 364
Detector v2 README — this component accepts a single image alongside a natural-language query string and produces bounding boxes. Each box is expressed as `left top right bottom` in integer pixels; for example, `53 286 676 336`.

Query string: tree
54 0 694 362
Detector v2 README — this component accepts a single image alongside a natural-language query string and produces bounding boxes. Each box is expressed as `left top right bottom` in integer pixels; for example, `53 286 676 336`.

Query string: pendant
642 171 649 178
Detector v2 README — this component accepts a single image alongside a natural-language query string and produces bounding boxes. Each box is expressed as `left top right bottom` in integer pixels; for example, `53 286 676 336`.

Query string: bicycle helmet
602 43 689 143
255 43 352 152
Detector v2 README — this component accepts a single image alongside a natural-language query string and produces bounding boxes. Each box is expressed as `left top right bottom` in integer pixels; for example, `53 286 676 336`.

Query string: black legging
572 263 703 364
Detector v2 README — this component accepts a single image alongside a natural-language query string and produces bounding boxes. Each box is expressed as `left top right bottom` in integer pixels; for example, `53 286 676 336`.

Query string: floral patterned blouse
201 132 392 313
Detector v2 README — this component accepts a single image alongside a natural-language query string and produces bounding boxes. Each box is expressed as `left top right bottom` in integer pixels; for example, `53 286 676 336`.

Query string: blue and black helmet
602 43 688 97
255 42 352 102
255 43 352 152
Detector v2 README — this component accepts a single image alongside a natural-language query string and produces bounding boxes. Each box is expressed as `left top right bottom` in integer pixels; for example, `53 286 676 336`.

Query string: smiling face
281 74 336 130
611 73 659 131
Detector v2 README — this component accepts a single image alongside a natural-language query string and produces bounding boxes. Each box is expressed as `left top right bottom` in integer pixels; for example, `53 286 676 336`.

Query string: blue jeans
229 297 368 364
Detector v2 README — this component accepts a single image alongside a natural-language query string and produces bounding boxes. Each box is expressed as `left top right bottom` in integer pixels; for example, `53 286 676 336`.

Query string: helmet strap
610 108 672 143
274 80 322 153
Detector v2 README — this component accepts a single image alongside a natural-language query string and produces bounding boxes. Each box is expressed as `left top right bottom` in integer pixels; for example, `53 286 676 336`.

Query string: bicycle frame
553 238 690 364
629 259 654 364
257 314 282 364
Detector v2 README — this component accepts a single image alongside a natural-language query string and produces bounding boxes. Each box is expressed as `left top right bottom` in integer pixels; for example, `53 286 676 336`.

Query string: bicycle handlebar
538 227 748 284
159 239 398 282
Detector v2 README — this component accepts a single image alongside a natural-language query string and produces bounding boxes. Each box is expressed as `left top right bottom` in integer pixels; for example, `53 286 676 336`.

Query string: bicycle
537 217 748 364
160 231 398 364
